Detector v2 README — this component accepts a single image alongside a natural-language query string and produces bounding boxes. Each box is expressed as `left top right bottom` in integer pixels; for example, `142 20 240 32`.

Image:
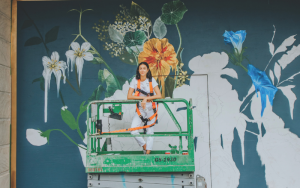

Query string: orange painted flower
138 38 178 97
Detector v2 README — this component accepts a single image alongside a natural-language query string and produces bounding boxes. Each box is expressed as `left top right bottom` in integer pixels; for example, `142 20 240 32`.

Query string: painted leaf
274 35 296 55
105 74 119 98
274 62 281 84
130 45 144 53
90 57 105 64
123 31 147 47
98 70 105 83
24 36 43 46
98 69 127 98
268 42 274 56
88 85 105 103
130 2 152 34
278 44 300 69
153 17 167 39
165 76 175 98
269 70 275 85
278 85 296 119
222 68 238 79
161 0 188 25
32 76 45 91
108 25 124 43
130 2 150 19
21 20 33 30
119 49 137 65
247 64 278 117
78 101 88 121
116 76 128 87
61 109 78 130
87 50 98 55
45 26 59 44
287 72 300 80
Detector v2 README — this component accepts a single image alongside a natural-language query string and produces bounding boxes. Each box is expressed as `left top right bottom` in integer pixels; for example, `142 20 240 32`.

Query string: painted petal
58 61 67 84
138 51 157 65
71 42 80 51
81 42 91 52
83 52 94 61
26 129 48 146
278 85 296 119
143 38 160 55
54 69 62 97
247 64 278 116
65 50 76 72
76 57 84 86
235 30 247 43
42 56 51 67
223 30 234 44
51 51 60 62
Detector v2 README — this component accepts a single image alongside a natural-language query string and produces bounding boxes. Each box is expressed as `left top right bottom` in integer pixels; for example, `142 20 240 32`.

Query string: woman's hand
141 98 147 109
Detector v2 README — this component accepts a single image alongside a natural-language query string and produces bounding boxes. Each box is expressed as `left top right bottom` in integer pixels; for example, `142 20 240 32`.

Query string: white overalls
129 77 158 150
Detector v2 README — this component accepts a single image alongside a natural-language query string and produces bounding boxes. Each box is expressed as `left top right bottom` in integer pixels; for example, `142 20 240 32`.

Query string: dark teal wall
17 0 300 187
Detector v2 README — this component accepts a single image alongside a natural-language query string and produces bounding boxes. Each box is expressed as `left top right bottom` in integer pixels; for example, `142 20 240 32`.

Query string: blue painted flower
247 64 278 116
223 30 246 54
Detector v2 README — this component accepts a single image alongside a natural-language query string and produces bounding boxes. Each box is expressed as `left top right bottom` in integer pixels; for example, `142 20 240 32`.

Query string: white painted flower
61 106 68 111
26 129 48 146
42 51 67 122
65 42 94 86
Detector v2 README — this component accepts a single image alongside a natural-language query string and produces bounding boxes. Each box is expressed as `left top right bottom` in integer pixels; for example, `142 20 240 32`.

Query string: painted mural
17 0 300 188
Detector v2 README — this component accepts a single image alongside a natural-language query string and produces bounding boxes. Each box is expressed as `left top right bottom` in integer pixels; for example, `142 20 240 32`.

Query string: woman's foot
142 144 147 154
146 150 151 154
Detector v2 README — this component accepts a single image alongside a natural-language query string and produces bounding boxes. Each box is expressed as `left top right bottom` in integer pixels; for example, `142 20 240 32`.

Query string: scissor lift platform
86 99 196 187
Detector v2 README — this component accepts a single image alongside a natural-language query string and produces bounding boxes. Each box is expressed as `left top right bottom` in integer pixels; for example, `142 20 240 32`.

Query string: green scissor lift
86 98 196 187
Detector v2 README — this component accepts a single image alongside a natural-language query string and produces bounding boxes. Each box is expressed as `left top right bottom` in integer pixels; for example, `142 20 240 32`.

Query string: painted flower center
48 61 58 71
75 49 85 58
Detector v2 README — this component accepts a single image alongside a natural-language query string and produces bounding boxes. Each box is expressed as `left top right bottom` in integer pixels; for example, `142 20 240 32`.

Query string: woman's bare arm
127 87 148 100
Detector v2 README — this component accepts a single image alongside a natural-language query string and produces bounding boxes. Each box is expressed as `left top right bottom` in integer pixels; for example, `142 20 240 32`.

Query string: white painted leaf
221 68 238 79
26 129 47 146
268 42 274 56
288 72 300 80
269 70 275 85
130 44 144 53
153 17 167 39
274 35 297 55
278 85 297 119
278 44 300 69
274 62 281 84
108 25 124 43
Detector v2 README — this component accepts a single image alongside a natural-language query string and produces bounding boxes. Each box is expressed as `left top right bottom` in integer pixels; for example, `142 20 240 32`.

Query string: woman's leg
131 112 146 148
145 109 156 154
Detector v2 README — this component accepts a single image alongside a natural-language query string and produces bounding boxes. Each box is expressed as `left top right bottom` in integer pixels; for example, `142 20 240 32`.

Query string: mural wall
17 0 300 187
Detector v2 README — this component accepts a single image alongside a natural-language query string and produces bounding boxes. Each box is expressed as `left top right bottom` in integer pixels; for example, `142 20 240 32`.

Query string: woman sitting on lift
127 62 162 154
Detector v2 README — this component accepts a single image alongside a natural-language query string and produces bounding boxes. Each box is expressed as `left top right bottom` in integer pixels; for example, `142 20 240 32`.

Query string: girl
127 62 162 154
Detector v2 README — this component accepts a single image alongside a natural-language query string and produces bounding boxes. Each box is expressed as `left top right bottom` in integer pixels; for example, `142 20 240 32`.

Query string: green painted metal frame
86 98 195 173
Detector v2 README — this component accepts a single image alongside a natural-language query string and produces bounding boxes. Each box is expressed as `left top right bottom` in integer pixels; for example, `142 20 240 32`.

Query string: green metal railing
86 98 195 173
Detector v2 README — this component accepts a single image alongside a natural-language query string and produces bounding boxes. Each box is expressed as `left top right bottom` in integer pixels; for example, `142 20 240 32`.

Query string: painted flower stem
70 8 122 90
239 64 248 72
59 90 65 106
77 127 84 140
80 35 122 90
23 8 81 96
21 8 50 55
48 129 86 150
174 23 182 89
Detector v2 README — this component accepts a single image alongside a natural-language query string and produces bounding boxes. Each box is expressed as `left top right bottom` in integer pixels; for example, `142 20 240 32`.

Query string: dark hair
136 62 152 80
